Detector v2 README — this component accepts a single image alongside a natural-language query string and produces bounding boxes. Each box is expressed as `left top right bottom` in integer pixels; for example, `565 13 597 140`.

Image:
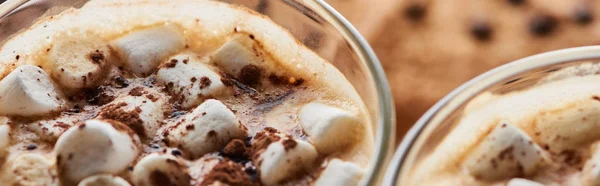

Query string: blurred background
326 0 600 143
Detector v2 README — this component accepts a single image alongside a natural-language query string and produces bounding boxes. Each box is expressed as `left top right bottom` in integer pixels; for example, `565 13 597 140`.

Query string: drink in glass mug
0 0 376 185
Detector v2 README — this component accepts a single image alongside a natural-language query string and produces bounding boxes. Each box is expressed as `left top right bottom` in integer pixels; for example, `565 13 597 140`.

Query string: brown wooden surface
327 0 600 143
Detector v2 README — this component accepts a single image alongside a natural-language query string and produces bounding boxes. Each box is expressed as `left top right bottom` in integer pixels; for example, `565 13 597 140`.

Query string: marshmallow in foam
157 53 229 108
507 178 545 186
0 117 10 156
78 174 131 186
54 119 141 184
97 87 169 138
463 122 547 180
582 143 600 186
165 99 246 159
132 153 190 186
298 102 363 154
0 65 63 116
47 30 110 89
534 99 600 152
2 153 58 186
212 34 265 78
111 24 185 77
28 115 79 142
257 137 318 185
314 159 365 186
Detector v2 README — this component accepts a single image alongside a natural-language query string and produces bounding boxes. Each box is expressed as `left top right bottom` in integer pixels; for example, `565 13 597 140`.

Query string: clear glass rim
0 0 396 185
383 45 600 185
304 1 395 185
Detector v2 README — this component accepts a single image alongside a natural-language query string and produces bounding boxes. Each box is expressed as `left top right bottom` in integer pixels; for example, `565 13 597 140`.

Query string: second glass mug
0 0 396 185
385 46 600 185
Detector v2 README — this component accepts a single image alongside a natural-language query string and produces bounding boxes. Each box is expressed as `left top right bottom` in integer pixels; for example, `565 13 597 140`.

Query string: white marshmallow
78 174 131 186
166 99 245 159
187 157 221 182
28 115 78 142
534 100 600 152
111 24 185 76
211 34 263 77
507 178 545 186
48 30 110 89
0 65 63 116
54 119 141 184
314 159 364 186
2 153 58 186
132 153 190 186
463 122 546 180
582 143 600 186
298 102 363 154
258 138 318 185
0 117 11 155
97 87 169 138
157 53 229 108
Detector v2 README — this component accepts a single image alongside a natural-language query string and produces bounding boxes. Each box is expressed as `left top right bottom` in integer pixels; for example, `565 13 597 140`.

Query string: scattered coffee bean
507 0 525 6
574 8 594 25
470 21 493 41
404 3 426 21
529 14 558 36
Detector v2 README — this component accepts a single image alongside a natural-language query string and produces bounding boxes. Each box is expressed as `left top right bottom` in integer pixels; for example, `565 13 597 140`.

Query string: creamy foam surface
0 0 373 185
409 63 600 186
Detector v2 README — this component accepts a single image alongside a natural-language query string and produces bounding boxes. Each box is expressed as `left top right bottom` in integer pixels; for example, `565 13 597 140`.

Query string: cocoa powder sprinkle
199 160 257 186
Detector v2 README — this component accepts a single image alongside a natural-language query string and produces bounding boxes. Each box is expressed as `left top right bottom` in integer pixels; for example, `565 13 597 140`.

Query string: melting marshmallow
97 87 169 139
507 178 545 186
257 138 318 185
582 143 600 186
0 65 63 116
48 31 110 89
78 174 131 186
2 153 58 186
132 153 190 186
314 159 364 186
54 119 141 184
28 115 79 142
0 117 10 156
212 34 265 78
187 157 221 183
111 24 185 76
463 122 547 180
298 102 363 154
157 53 229 108
166 99 245 159
534 99 600 152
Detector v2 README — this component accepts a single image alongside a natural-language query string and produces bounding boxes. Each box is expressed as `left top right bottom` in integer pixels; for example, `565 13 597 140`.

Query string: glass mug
384 46 600 185
0 0 396 185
